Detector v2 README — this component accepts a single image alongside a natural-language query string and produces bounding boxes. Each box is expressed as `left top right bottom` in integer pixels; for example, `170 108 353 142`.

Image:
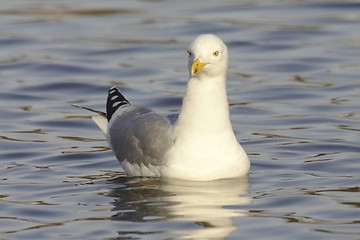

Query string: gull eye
187 50 192 57
213 50 219 57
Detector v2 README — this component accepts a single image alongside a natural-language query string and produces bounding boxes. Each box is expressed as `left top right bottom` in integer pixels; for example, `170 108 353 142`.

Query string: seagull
76 34 250 181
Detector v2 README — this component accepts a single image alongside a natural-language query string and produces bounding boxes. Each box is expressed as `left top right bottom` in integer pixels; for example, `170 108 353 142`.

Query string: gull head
187 34 229 78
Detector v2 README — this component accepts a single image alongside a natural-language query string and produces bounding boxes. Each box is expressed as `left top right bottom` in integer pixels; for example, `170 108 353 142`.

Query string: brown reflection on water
0 135 46 143
57 145 109 154
7 128 46 134
58 135 104 142
0 4 143 18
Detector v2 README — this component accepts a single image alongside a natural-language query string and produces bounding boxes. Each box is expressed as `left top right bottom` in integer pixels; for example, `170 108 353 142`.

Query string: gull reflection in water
108 176 251 239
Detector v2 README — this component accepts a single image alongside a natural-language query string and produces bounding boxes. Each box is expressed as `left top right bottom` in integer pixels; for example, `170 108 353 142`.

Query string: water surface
0 0 359 239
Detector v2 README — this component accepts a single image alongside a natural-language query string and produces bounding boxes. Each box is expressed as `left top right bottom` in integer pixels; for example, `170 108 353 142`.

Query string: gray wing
105 86 174 167
107 105 174 166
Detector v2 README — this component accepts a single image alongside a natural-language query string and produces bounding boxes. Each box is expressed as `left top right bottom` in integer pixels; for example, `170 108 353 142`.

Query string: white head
187 34 229 79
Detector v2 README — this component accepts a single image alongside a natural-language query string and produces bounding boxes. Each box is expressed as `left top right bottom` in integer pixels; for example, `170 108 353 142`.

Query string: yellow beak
191 58 207 77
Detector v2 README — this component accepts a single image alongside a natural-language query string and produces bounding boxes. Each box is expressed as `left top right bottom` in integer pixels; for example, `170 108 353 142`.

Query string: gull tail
106 86 130 121
72 105 108 134
91 115 108 134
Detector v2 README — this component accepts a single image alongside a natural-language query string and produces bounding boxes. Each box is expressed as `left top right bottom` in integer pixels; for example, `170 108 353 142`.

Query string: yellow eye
213 50 219 57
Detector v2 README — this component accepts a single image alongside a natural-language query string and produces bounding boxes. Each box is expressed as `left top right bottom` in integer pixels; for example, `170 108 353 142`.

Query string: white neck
174 74 233 139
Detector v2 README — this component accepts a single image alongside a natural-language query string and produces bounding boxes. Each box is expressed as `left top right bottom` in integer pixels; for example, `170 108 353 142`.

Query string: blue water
0 1 359 239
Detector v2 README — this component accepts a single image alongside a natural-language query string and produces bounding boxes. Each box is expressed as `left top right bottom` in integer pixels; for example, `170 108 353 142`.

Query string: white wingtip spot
112 101 128 108
111 95 119 101
112 101 122 108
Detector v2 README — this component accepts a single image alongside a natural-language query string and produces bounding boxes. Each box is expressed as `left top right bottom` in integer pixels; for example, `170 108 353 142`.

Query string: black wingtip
106 86 130 121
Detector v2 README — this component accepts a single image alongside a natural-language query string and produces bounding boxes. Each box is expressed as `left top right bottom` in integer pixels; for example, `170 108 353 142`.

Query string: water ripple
0 1 359 239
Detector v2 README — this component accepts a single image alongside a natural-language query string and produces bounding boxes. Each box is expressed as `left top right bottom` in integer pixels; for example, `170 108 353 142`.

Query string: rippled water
1 1 359 239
